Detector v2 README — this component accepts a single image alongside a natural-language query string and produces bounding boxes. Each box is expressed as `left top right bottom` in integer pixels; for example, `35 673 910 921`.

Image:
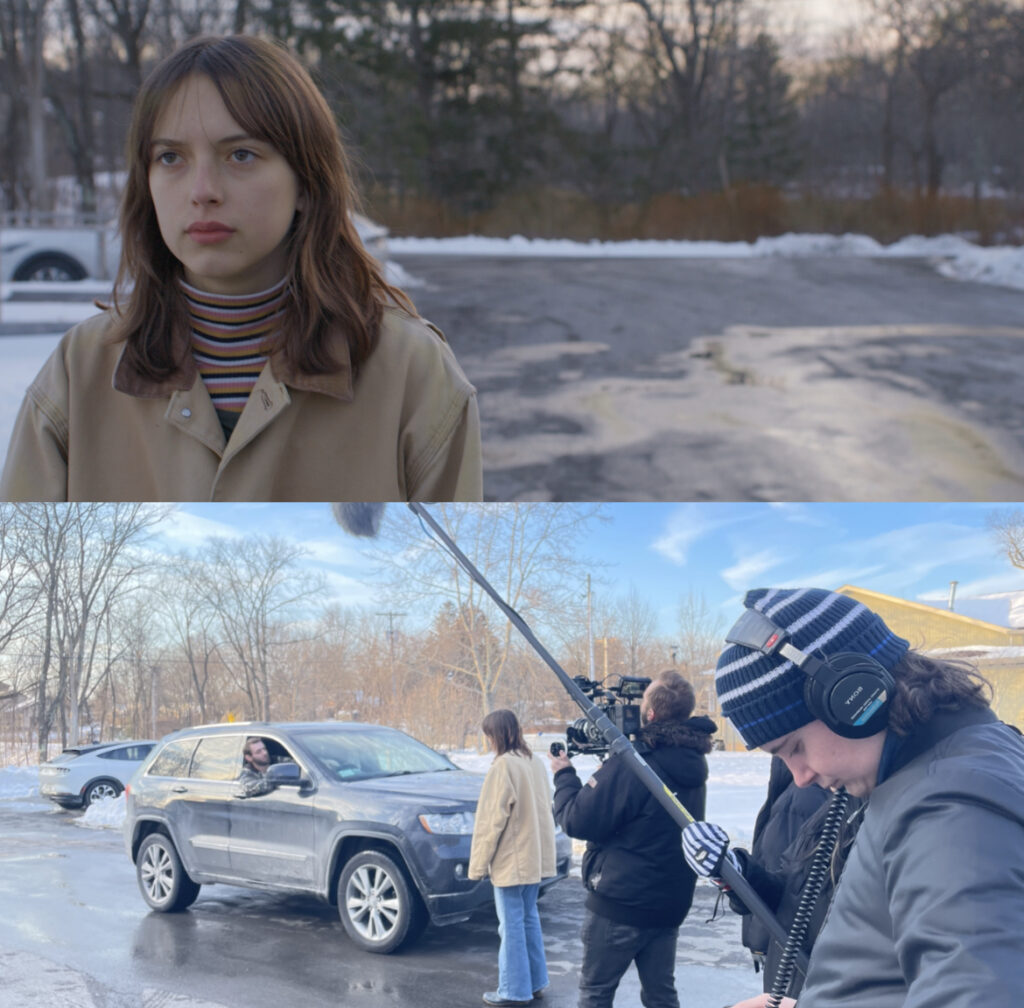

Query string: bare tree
0 0 50 211
614 584 660 676
159 554 225 724
986 508 1024 570
676 590 724 714
0 507 40 654
195 535 326 721
373 503 604 721
12 503 170 758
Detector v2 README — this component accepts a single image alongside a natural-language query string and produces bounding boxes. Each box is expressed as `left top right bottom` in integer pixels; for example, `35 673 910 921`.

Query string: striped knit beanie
715 588 910 748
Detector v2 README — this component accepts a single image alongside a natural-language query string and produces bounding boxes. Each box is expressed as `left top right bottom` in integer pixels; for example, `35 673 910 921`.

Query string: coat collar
877 705 997 785
112 325 355 401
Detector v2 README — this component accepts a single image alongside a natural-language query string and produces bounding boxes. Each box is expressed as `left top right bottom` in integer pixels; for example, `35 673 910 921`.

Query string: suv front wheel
136 832 202 912
337 850 427 953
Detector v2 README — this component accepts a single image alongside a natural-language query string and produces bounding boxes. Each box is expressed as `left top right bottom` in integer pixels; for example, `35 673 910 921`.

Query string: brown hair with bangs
113 34 414 380
482 709 532 758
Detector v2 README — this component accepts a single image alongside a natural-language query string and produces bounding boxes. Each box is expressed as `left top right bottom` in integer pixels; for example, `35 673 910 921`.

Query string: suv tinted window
190 736 242 781
147 739 198 778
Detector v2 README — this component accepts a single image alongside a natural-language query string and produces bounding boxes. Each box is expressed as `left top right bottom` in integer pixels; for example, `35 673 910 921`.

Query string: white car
1 212 389 283
39 739 157 809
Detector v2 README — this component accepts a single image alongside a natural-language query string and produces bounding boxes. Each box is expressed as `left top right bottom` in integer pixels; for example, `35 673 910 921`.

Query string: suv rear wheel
337 850 427 953
136 832 201 912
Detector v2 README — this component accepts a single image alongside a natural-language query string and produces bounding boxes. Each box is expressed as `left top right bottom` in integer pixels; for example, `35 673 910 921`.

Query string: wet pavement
400 254 1024 501
0 795 760 1008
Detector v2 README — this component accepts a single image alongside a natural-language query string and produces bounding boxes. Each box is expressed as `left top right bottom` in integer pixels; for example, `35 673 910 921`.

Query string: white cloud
157 509 244 549
720 549 785 590
320 569 379 608
652 504 747 565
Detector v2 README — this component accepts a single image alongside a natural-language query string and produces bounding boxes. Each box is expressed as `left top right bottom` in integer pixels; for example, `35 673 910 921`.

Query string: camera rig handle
407 503 809 977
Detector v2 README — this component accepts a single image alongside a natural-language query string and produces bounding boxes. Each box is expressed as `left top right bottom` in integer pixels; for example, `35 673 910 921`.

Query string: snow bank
386 231 1024 293
0 749 773 845
0 765 39 799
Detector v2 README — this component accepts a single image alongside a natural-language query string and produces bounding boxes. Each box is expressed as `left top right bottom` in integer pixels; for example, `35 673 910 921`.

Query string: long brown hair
113 34 414 380
482 709 532 758
887 650 993 736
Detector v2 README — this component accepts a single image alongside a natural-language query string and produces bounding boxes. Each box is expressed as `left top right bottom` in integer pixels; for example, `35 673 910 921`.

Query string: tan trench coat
0 306 481 501
468 751 557 888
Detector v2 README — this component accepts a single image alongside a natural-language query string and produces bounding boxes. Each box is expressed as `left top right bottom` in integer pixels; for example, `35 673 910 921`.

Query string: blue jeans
493 883 548 1001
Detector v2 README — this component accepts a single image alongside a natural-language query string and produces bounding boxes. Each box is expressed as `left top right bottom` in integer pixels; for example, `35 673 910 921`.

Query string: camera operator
549 670 717 1008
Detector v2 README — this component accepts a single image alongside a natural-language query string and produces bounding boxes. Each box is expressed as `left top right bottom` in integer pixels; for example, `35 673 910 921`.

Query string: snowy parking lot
3 233 1024 500
0 749 770 1008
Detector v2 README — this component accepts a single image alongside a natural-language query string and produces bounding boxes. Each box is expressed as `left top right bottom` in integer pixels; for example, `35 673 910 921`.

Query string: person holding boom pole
682 587 1024 1008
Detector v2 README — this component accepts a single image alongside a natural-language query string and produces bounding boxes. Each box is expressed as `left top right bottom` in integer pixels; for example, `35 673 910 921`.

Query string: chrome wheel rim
89 782 118 802
140 842 174 905
345 865 400 941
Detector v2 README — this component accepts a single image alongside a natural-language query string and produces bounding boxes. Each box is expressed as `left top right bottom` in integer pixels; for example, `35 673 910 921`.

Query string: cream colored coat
468 750 557 888
0 306 481 502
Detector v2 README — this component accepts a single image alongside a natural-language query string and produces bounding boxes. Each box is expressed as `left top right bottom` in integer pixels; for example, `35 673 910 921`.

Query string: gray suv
124 721 570 953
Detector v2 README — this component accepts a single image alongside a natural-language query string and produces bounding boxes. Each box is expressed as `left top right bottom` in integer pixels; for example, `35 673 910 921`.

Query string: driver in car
239 737 277 797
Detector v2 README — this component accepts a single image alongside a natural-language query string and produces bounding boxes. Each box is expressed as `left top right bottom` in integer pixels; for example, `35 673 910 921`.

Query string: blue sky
157 502 1023 635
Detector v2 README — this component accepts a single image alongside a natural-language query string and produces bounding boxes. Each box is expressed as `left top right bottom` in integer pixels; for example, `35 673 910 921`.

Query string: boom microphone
329 501 807 975
331 503 386 538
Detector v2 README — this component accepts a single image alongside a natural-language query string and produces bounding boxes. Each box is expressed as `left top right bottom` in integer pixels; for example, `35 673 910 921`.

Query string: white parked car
39 739 157 809
1 212 388 283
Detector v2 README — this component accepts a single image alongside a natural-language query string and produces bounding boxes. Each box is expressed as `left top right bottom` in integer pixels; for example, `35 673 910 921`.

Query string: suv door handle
170 785 188 793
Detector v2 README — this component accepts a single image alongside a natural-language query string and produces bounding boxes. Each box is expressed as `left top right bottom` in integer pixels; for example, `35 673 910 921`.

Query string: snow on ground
1 747 772 846
386 231 1024 292
4 230 1018 477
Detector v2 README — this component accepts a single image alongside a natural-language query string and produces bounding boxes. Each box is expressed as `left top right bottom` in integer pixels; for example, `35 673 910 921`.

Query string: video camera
557 674 651 757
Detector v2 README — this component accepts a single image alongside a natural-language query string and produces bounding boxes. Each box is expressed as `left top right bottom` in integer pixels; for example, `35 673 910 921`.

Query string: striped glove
682 821 741 879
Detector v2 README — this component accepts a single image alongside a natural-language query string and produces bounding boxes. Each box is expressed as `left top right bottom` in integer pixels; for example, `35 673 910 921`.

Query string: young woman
469 710 556 1007
1 34 481 502
687 587 1024 1008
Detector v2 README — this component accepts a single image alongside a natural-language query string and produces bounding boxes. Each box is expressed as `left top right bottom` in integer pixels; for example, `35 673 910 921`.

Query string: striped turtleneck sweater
183 277 289 436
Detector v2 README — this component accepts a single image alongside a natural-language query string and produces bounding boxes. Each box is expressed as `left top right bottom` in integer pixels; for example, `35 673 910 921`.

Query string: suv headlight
418 811 475 835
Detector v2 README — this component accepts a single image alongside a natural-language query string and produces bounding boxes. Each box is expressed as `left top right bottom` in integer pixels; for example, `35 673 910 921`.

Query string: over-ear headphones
725 607 893 738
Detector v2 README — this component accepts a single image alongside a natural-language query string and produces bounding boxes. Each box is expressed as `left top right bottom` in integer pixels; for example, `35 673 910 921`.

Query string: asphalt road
397 255 1024 501
0 795 757 1008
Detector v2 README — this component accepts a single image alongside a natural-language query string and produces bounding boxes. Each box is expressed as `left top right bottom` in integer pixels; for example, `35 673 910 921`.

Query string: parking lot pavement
11 255 1012 500
0 880 760 1008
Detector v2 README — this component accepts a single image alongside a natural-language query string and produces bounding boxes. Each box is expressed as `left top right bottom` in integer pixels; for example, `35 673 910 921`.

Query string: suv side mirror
266 761 306 787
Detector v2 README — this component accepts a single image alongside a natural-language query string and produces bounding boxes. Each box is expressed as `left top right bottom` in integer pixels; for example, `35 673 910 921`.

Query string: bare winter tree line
0 503 726 764
2 0 1023 239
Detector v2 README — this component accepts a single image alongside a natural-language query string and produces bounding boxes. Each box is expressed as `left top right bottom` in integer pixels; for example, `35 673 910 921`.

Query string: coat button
181 408 192 418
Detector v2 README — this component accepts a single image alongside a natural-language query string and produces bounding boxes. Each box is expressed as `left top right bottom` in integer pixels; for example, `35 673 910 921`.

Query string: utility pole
377 611 405 694
587 574 595 680
150 665 159 739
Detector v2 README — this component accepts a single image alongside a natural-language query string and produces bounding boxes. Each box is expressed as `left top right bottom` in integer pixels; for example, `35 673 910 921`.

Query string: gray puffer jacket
799 707 1024 1008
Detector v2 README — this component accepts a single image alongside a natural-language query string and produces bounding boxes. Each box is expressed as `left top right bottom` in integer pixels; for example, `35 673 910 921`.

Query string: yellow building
837 585 1024 730
713 585 1024 750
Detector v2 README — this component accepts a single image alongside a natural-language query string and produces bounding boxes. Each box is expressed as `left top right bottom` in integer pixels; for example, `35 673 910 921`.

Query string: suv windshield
298 727 456 782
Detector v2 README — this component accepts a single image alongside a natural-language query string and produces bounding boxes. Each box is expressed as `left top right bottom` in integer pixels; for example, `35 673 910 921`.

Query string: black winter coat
736 773 864 998
552 715 716 928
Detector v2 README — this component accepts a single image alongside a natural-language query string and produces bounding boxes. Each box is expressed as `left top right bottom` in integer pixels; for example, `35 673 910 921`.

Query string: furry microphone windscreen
331 503 386 538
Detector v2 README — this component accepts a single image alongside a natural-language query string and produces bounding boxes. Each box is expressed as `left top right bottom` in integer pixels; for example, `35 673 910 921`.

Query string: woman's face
148 74 300 295
764 719 886 797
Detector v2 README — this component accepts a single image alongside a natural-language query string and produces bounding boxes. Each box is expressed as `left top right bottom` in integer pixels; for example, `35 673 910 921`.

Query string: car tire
12 253 87 282
82 779 121 807
136 832 201 912
337 850 428 954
